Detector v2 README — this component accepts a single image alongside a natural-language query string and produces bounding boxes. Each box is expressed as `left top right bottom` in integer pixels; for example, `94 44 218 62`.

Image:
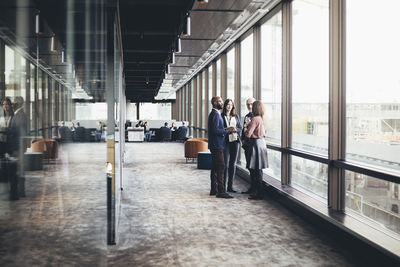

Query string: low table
197 151 212 170
24 152 43 171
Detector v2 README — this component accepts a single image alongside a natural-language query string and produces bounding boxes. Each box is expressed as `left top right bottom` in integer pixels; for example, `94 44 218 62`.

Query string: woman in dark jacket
222 99 242 193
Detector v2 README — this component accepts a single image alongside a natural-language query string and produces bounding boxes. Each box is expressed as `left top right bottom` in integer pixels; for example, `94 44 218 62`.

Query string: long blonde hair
252 100 264 119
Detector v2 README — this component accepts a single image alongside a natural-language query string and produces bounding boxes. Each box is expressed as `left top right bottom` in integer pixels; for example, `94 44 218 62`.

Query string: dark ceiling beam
123 31 176 36
190 9 244 13
125 49 170 54
124 61 165 64
125 69 163 72
181 38 215 41
175 54 201 57
121 0 187 7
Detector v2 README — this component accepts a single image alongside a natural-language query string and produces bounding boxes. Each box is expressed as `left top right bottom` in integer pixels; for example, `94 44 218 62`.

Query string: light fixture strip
35 13 40 34
172 0 275 93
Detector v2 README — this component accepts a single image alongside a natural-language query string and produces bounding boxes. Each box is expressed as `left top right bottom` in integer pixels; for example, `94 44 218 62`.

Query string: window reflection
263 150 281 180
345 171 400 236
291 155 328 201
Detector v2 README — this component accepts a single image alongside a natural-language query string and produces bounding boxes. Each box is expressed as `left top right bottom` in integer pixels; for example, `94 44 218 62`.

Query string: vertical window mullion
281 1 292 185
328 0 346 211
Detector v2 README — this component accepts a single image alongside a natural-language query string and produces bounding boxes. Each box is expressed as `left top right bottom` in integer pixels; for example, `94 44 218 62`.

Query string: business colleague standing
244 101 268 200
208 96 233 199
222 99 242 193
241 97 257 194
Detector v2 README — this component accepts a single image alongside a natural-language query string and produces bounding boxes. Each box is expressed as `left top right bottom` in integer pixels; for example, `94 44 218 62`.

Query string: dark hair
222 99 236 116
2 98 14 116
210 96 221 108
252 100 264 119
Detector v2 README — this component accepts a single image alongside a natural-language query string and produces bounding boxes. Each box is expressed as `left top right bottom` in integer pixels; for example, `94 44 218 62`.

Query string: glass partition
240 34 253 120
290 155 328 201
227 48 235 100
216 59 221 97
261 11 282 146
346 0 400 172
345 171 400 236
291 0 329 155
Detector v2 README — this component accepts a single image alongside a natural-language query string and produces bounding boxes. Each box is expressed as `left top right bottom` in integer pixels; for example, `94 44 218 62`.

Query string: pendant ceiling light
175 37 181 53
182 14 191 37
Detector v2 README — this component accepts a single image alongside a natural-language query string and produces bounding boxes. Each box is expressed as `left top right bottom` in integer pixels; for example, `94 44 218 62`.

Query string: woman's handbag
228 132 238 142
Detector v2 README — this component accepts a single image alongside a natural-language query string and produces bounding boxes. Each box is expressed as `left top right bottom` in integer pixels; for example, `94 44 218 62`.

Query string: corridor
110 142 360 266
0 142 363 266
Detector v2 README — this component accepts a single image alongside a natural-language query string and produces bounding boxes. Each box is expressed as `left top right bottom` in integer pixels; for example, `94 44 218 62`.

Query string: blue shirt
208 109 226 150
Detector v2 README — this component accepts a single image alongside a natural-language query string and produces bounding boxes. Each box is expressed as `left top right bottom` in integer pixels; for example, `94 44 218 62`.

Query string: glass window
216 59 221 97
5 45 16 98
197 76 200 129
30 64 35 132
346 0 400 172
38 70 43 135
261 11 282 145
290 155 328 201
291 0 329 155
227 47 235 100
240 34 253 120
20 55 26 99
263 150 281 180
345 171 400 236
202 71 206 129
208 66 212 113
190 80 193 136
185 84 188 121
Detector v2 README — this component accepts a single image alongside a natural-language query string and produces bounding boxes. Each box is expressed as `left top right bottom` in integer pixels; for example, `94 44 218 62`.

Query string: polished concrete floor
0 142 363 266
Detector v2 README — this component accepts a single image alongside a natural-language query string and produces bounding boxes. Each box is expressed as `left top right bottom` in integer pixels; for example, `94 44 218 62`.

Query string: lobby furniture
184 138 208 162
197 151 212 170
24 152 43 171
127 127 144 142
31 139 58 160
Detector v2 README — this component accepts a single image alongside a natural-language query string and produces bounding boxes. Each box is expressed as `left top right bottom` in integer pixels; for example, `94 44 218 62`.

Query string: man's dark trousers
210 149 225 194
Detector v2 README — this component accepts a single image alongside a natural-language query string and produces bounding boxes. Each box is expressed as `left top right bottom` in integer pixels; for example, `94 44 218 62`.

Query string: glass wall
261 10 282 146
5 45 16 98
208 66 212 113
139 103 172 121
174 0 400 246
30 64 36 133
346 0 400 172
345 170 400 235
202 70 206 129
190 81 193 136
291 155 328 201
226 47 235 100
216 59 221 97
240 34 253 120
291 0 329 155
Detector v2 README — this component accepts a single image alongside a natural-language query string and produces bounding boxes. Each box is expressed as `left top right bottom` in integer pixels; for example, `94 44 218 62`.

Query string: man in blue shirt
208 96 233 199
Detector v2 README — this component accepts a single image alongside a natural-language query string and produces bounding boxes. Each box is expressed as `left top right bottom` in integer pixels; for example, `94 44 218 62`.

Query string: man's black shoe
248 195 263 200
216 193 233 199
210 191 216 196
241 190 254 194
227 188 237 193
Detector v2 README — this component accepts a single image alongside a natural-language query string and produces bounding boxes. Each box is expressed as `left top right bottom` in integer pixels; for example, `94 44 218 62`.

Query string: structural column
281 2 292 185
328 0 346 211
